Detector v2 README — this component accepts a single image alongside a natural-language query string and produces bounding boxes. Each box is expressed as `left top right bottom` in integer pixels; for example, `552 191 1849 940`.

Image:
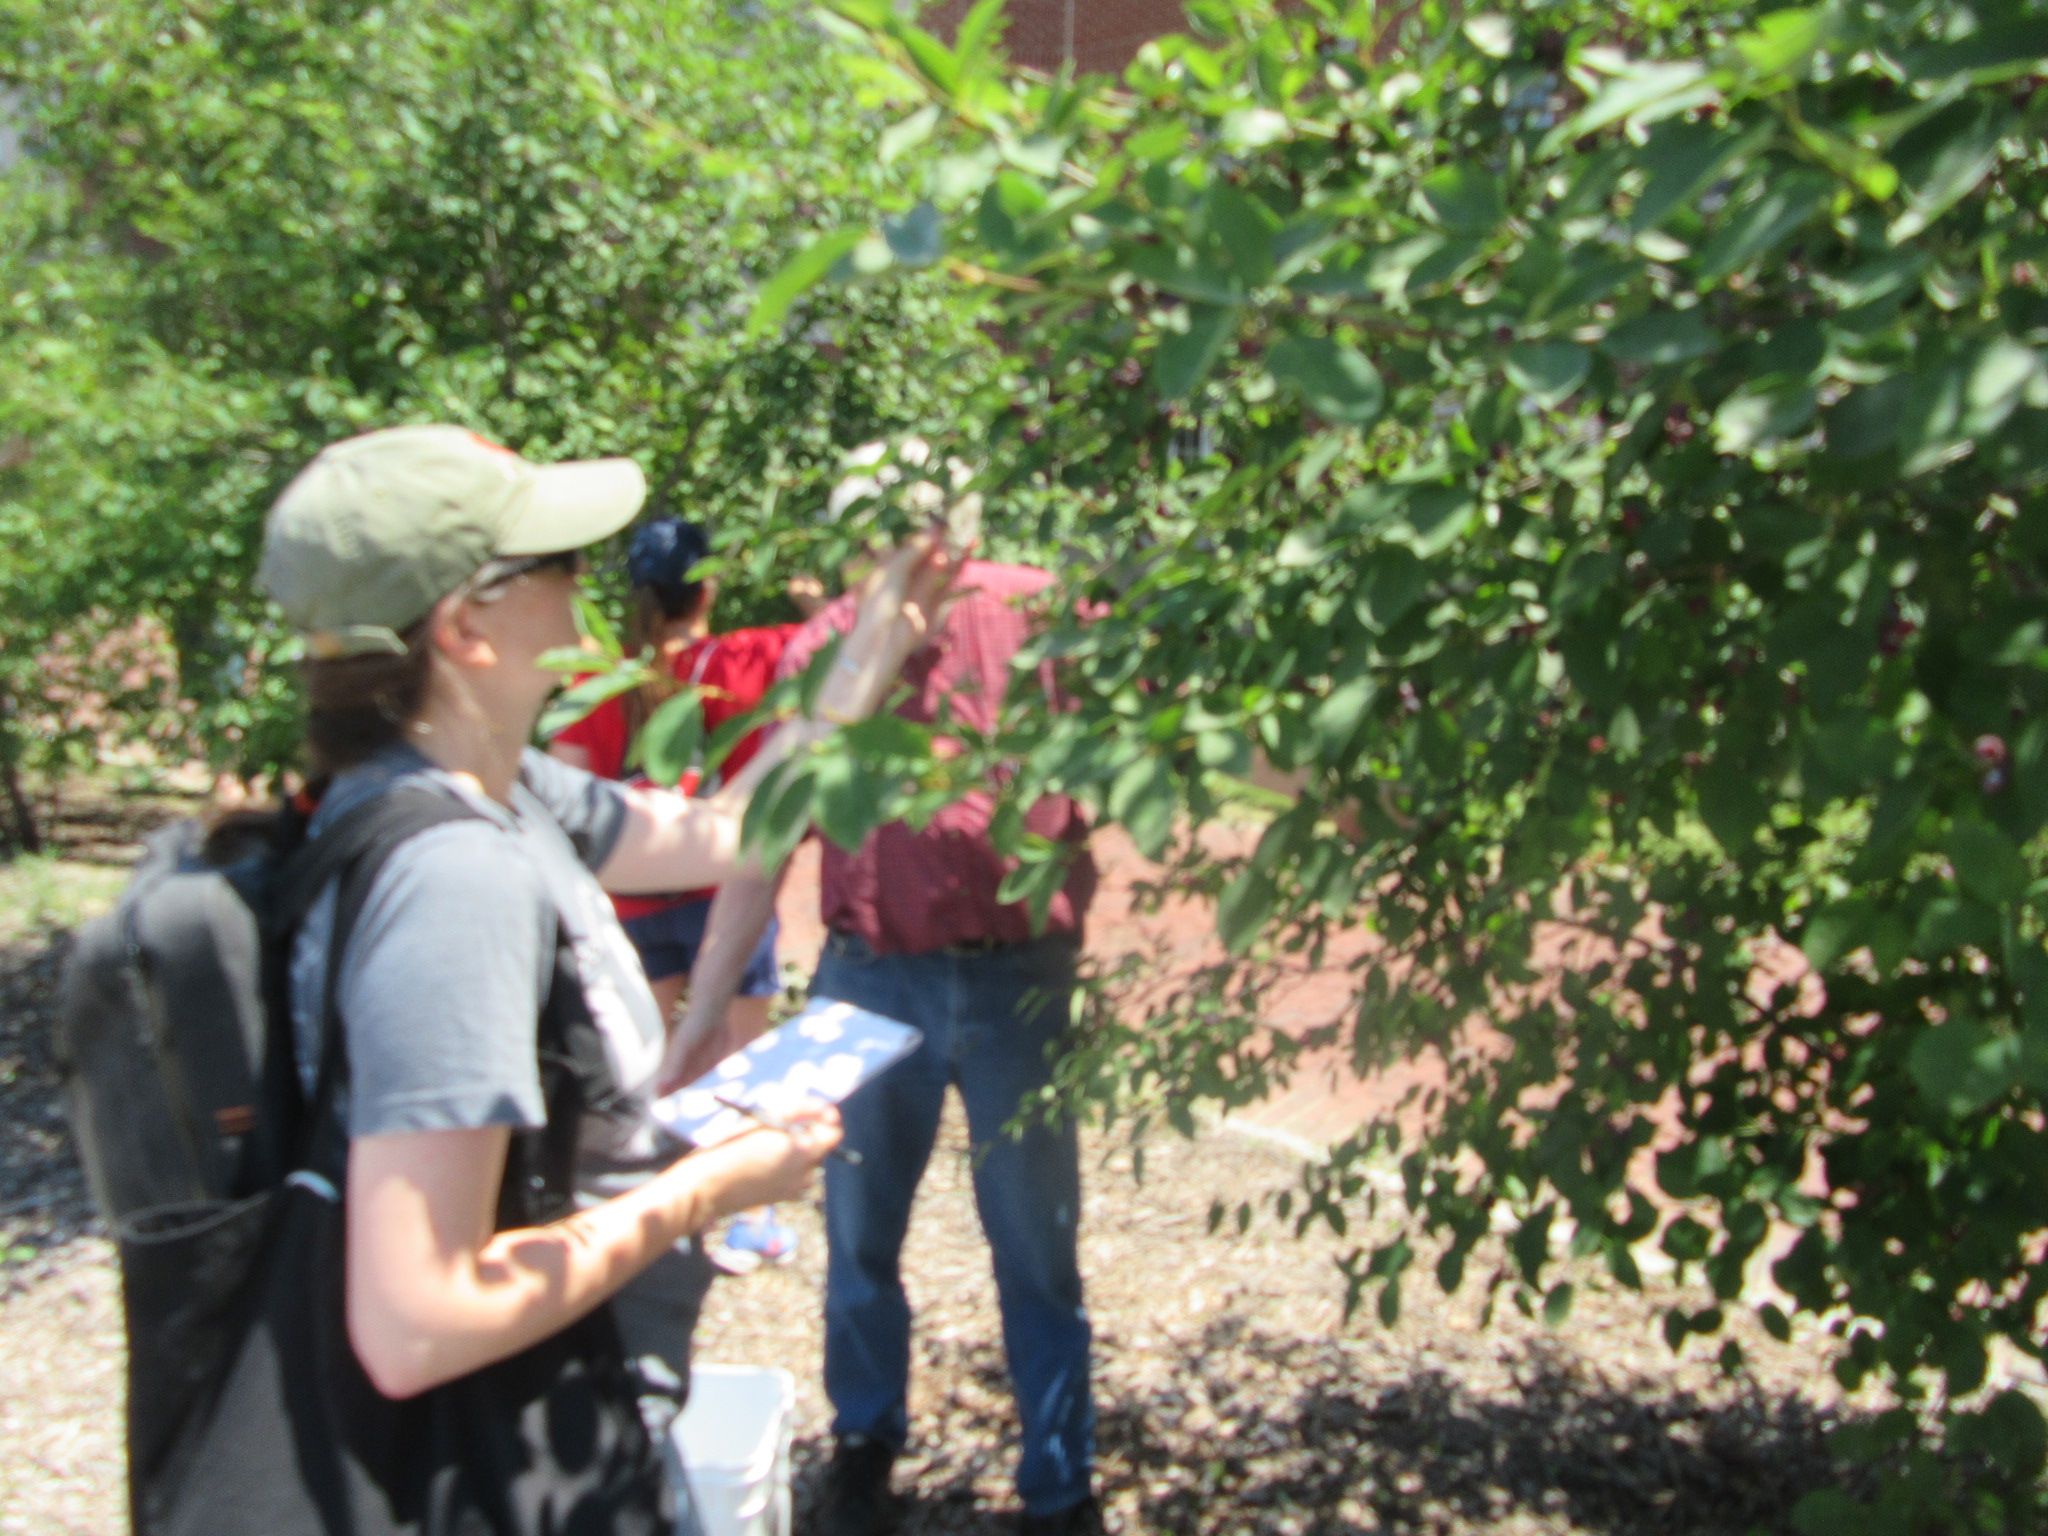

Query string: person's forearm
349 1135 754 1399
658 869 784 1091
598 535 948 897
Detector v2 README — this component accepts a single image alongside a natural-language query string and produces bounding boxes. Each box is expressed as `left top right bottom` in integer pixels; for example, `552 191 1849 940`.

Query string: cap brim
497 458 647 556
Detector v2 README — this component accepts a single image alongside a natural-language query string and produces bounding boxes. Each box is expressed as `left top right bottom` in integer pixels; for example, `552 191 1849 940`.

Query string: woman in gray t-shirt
254 426 952 1525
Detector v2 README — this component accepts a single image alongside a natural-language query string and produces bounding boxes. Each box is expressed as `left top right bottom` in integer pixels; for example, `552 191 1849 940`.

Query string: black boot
815 1435 899 1536
1020 1494 1104 1535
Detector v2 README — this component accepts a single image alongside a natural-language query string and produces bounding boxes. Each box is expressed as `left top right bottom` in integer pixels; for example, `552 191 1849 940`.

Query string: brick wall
920 0 1189 76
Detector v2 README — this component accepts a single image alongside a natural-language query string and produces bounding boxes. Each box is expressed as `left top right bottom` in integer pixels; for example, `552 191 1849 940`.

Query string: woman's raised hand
817 524 963 722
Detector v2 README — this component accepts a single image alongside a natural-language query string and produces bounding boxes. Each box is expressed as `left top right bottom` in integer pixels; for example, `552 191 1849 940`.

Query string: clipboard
650 998 922 1149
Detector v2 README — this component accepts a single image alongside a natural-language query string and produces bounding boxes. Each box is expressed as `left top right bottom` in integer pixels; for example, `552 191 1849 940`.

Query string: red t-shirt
778 562 1096 956
554 624 799 919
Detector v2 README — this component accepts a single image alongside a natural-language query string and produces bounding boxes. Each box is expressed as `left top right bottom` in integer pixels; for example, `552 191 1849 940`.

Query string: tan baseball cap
260 424 646 657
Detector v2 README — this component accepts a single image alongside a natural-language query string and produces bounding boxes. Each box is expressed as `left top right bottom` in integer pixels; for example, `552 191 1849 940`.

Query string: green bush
0 0 991 791
758 0 2048 1523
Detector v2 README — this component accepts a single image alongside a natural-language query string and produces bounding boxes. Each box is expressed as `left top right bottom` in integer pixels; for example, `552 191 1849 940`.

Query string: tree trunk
0 706 41 857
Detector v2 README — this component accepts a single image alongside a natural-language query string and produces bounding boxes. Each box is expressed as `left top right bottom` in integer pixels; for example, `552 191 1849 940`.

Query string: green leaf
1696 174 1827 282
1219 107 1290 151
1602 310 1718 366
811 751 888 853
1728 6 1839 85
1151 303 1236 402
952 0 1009 72
1462 13 1514 58
748 228 865 335
1889 102 2009 242
879 105 941 166
634 690 703 789
1418 166 1504 233
1108 755 1177 859
1696 758 1769 852
997 131 1066 176
1313 674 1376 753
1512 1203 1553 1283
1712 381 1816 454
1217 865 1276 954
1791 1490 1862 1535
537 644 603 674
1267 336 1384 425
1505 342 1590 407
1554 60 1715 143
1542 1281 1575 1325
1909 1021 2022 1116
1903 24 2048 88
1552 548 1620 613
1393 485 1477 559
1125 243 1245 306
1952 1390 2048 1479
1825 376 1911 458
1376 1272 1401 1326
1948 818 2027 906
1354 546 1429 629
883 200 943 266
1914 895 2001 958
1629 120 1744 232
900 26 963 97
539 665 643 740
1801 896 1874 971
1209 183 1281 285
574 595 622 661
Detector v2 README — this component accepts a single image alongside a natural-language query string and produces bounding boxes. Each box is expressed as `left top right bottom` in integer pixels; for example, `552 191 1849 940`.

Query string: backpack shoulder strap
272 786 487 1171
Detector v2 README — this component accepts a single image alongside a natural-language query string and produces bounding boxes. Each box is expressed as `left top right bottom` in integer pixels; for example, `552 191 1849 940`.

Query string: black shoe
816 1436 899 1536
1020 1494 1104 1536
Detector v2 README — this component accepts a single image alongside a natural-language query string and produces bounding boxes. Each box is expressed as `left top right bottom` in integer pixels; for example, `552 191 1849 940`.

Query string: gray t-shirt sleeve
337 821 553 1138
519 746 628 870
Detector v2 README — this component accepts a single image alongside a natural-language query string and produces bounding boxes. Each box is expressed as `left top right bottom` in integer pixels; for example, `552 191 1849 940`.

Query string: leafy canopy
0 0 991 779
748 0 2048 1522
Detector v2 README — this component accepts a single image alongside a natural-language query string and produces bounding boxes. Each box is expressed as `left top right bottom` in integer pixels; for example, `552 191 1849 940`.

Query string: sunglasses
467 549 589 594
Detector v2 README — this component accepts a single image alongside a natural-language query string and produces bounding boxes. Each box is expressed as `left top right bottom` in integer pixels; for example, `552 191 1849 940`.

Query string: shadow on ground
0 932 98 1276
790 1325 1855 1535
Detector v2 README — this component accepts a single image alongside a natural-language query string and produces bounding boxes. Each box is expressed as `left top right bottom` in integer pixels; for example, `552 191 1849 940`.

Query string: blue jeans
812 930 1093 1517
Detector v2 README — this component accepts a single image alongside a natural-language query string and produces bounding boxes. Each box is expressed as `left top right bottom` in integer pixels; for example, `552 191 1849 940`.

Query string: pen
713 1093 864 1166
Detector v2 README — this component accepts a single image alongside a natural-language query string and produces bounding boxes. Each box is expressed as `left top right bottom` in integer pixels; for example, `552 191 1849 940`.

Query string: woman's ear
428 593 499 671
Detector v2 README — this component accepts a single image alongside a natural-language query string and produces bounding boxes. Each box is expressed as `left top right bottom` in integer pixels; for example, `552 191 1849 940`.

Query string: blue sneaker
710 1208 800 1275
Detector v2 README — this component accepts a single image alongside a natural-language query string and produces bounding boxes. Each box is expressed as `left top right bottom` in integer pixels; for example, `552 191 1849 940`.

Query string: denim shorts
623 896 781 994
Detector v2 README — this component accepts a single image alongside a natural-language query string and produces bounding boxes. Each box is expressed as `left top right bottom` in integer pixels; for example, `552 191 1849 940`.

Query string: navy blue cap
626 517 711 592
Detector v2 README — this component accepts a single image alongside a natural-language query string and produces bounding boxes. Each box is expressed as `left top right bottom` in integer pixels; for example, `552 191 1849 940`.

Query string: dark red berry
1974 734 2009 765
1589 735 1608 754
1687 595 1710 616
1021 422 1045 445
1878 618 1918 657
1620 500 1646 534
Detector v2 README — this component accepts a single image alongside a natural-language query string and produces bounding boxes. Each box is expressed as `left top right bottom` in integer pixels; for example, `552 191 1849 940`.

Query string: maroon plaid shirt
779 560 1096 955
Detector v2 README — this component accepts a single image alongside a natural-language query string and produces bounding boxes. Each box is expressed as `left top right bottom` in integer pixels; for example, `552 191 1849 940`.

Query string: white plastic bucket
672 1364 795 1536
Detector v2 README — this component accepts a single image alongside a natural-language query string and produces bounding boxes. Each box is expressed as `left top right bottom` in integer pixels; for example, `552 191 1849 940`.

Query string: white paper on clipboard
650 998 922 1149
